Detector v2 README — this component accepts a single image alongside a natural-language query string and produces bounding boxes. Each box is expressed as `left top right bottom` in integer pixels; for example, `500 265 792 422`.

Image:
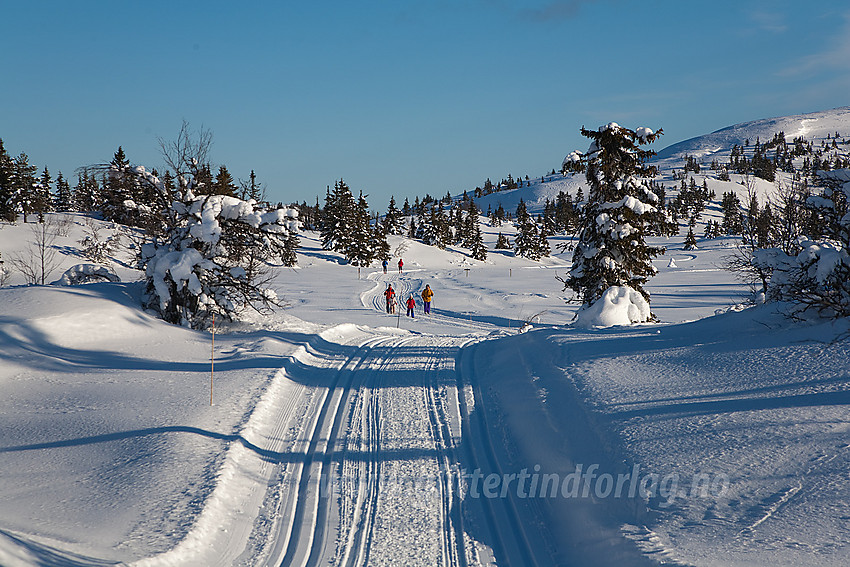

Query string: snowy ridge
653 106 850 165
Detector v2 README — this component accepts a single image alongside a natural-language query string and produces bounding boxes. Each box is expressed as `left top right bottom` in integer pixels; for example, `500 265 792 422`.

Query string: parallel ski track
266 315 554 566
456 341 553 567
340 335 469 567
271 333 395 567
424 337 470 567
339 335 417 567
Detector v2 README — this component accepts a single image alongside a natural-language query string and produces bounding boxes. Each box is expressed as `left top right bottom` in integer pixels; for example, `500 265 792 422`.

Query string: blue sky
2 1 849 208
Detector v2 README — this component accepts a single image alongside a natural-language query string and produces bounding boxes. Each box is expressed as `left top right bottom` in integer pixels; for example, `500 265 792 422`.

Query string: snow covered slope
653 106 850 165
473 173 585 216
470 309 850 566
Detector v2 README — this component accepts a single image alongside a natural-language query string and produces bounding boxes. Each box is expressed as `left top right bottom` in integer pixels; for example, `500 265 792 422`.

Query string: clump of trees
2 124 301 329
320 179 390 268
513 199 549 260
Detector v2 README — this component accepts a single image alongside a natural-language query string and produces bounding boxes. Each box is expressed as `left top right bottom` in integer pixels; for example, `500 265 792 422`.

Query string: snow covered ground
2 108 850 566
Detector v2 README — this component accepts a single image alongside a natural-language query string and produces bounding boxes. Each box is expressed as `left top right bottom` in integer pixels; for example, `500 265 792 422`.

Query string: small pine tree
495 232 511 250
469 222 487 260
720 191 743 235
490 204 501 227
33 167 55 222
383 196 405 235
73 169 101 213
9 153 39 223
54 172 73 212
321 179 357 253
345 191 375 267
684 226 698 250
210 165 238 196
513 200 549 261
101 146 134 223
372 221 391 264
239 170 265 202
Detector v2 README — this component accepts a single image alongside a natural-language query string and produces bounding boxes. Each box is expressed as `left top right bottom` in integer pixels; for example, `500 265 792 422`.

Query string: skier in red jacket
398 258 404 273
406 295 416 318
384 284 396 314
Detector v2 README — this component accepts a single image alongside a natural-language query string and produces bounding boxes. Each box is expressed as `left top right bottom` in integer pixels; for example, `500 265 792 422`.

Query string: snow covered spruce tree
104 123 301 328
382 195 406 235
469 221 488 261
348 191 376 268
321 179 356 254
135 167 300 328
561 123 664 324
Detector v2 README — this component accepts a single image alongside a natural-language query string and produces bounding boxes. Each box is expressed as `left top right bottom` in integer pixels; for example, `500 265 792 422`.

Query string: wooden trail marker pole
210 312 215 406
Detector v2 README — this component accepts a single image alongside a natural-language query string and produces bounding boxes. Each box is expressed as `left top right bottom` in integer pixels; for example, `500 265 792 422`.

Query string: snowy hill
654 106 850 165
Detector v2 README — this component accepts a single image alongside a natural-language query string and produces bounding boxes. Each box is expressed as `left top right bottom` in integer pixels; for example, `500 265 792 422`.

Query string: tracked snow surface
2 107 850 566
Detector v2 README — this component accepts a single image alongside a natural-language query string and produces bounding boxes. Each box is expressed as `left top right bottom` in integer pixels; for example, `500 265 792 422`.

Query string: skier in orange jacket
421 284 433 314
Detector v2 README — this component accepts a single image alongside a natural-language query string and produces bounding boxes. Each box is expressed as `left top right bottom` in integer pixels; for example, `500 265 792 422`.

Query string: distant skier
384 284 396 314
406 295 416 318
421 284 433 315
398 258 404 273
382 259 388 274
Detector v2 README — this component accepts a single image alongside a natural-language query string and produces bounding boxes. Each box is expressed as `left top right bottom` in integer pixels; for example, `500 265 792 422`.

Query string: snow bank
575 286 651 327
52 264 120 286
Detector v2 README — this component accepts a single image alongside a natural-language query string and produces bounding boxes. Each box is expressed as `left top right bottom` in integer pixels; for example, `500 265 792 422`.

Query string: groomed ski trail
262 327 477 566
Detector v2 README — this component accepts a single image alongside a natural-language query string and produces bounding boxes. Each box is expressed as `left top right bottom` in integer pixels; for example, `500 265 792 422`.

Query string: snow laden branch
560 122 664 326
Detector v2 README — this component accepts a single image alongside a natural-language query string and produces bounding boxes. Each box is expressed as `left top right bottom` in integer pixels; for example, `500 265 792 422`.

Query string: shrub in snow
574 285 651 328
7 217 62 285
54 264 120 285
141 190 300 328
78 217 120 263
751 168 850 318
560 122 664 323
